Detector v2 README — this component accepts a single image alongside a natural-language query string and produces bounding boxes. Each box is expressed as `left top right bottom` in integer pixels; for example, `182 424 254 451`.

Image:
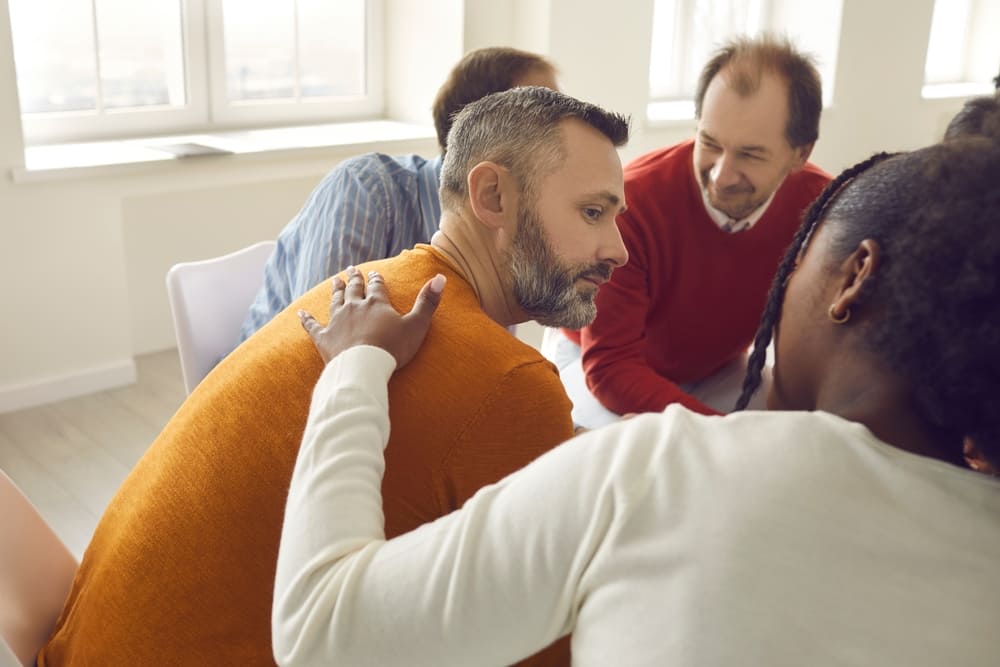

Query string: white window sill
11 120 437 184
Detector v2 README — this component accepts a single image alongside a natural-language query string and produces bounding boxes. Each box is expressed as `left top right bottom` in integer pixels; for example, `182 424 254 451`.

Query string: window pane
924 0 971 84
8 0 98 113
222 0 296 101
924 0 998 89
768 0 842 106
95 0 186 109
221 0 368 102
648 0 843 109
649 0 766 101
298 0 366 98
648 0 675 99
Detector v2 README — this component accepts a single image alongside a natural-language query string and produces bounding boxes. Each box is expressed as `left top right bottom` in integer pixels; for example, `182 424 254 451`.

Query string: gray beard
508 208 601 330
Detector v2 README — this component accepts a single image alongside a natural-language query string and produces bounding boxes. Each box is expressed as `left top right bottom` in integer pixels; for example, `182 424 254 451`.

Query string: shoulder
565 407 864 496
481 355 571 419
623 140 695 218
317 152 426 187
420 314 567 403
800 160 832 181
451 353 575 446
612 407 852 459
625 140 694 181
781 161 833 200
618 142 697 244
657 407 883 481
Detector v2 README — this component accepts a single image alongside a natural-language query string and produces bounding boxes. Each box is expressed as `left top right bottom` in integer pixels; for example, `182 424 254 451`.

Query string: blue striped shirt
241 152 443 339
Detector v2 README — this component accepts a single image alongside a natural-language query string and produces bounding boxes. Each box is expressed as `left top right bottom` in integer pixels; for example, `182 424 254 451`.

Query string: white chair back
166 240 276 394
0 471 77 667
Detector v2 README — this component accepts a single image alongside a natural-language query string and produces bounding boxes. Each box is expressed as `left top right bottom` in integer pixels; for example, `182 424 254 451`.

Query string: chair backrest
0 471 78 667
165 240 276 395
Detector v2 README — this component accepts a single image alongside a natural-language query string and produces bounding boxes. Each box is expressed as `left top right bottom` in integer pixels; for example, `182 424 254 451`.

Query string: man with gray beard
43 86 628 667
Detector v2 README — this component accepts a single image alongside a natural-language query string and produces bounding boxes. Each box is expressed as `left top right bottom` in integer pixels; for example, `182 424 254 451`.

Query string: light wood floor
0 350 185 560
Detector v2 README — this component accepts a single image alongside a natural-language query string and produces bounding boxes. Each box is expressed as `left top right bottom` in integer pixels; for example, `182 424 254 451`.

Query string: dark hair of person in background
694 33 822 149
943 95 1000 141
431 47 558 153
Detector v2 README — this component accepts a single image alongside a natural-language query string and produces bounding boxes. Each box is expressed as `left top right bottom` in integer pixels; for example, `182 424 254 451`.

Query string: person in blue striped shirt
240 47 559 340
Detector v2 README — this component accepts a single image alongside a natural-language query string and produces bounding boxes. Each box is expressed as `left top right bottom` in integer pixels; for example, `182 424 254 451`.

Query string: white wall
0 0 975 412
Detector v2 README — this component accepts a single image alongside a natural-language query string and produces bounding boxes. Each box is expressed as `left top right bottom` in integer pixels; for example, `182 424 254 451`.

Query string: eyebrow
584 190 627 215
699 130 770 156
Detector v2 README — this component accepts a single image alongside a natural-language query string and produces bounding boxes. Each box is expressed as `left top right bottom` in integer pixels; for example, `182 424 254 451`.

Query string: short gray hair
439 87 630 211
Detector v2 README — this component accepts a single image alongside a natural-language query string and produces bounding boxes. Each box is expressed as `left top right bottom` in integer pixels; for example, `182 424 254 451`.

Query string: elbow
272 586 327 667
271 604 304 667
271 565 359 666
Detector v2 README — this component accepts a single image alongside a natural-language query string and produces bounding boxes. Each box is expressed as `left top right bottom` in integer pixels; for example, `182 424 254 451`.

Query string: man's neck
815 351 967 469
430 212 524 328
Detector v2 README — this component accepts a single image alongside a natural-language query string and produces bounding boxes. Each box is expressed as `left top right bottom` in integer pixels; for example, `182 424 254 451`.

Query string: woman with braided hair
273 138 1000 666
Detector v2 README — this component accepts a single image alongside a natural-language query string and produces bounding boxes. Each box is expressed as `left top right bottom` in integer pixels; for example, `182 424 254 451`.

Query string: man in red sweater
547 34 831 426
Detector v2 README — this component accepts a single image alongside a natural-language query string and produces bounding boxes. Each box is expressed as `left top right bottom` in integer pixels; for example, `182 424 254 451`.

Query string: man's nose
710 152 741 189
601 219 628 268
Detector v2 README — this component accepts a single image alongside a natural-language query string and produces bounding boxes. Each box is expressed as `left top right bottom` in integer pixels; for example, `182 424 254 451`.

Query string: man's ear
830 238 881 318
467 161 514 230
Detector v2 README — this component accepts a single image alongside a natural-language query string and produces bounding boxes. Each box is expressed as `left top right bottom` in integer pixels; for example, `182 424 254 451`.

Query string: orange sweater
40 246 574 666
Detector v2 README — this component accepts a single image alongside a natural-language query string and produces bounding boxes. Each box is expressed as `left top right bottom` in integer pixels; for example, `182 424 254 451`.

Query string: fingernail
430 274 446 293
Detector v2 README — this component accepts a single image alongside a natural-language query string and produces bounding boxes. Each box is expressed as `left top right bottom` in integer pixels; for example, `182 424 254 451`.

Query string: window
648 0 843 120
7 0 382 145
923 0 999 98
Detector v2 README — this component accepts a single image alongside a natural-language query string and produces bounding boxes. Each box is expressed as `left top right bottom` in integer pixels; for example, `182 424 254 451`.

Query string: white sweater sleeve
272 345 625 667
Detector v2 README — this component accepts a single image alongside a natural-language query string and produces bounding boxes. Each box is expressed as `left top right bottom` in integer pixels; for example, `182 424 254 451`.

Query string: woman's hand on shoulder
298 266 446 369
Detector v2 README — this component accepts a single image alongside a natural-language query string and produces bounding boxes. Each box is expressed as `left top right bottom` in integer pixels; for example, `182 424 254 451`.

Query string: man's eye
583 207 602 220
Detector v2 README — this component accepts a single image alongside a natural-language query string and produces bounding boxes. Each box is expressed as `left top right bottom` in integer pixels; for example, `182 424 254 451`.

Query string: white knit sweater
274 345 1000 667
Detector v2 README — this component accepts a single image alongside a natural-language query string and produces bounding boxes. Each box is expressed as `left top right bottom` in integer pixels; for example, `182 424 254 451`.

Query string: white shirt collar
700 186 777 234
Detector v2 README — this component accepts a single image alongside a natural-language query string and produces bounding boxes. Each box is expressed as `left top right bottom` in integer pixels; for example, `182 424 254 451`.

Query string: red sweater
569 140 830 416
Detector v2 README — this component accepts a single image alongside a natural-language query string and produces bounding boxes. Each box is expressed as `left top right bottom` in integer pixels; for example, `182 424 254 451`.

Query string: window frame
13 0 384 146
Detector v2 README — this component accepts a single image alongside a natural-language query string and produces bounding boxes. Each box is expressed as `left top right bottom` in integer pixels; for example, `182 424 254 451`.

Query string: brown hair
432 47 556 152
694 34 822 148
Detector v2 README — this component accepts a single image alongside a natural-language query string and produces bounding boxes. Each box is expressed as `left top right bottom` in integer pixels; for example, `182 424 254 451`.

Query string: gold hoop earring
828 304 850 324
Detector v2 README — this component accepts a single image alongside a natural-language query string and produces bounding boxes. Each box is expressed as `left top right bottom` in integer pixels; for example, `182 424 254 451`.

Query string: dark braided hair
736 138 1000 469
